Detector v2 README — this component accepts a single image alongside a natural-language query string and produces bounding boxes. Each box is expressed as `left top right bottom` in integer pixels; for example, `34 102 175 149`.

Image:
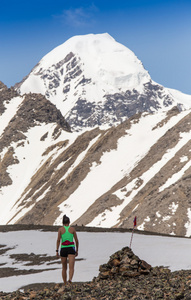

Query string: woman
56 215 79 285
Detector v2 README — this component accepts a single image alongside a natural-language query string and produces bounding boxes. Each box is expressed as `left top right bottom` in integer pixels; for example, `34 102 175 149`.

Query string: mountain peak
21 32 150 90
16 33 191 132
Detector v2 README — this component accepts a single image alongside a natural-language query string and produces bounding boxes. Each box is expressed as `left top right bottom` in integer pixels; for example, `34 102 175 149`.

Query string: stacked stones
98 246 151 280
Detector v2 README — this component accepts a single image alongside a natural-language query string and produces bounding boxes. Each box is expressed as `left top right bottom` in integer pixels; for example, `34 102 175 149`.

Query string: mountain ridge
0 33 191 237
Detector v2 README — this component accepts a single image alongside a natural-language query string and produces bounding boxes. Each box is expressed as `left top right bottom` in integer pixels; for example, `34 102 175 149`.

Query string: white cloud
57 4 98 28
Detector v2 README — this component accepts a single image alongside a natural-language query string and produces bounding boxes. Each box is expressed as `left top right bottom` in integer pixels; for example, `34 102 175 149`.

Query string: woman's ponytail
63 214 70 225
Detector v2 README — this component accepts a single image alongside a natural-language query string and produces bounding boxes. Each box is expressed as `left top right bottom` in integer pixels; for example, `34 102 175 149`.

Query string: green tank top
61 226 74 248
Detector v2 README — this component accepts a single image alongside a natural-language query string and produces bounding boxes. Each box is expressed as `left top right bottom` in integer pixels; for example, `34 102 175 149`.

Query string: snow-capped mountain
16 33 191 131
1 33 191 237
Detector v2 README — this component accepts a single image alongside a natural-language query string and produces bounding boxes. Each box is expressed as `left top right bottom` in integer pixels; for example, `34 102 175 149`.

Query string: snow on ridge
57 134 101 185
19 33 150 97
166 88 191 109
40 33 143 71
159 157 191 192
138 216 151 231
185 208 191 237
169 202 178 215
88 110 190 228
180 155 188 163
17 33 191 134
158 131 191 192
55 109 189 227
0 123 74 224
0 96 23 137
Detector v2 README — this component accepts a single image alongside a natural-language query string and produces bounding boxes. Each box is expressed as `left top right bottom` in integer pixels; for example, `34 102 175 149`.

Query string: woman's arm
56 228 61 257
73 230 79 257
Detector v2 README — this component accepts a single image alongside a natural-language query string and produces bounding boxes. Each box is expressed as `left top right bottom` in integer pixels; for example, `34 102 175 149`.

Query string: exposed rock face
0 81 18 115
0 91 70 194
0 93 70 153
64 81 175 130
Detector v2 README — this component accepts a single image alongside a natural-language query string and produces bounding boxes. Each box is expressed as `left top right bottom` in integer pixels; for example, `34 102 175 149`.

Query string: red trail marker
130 216 137 249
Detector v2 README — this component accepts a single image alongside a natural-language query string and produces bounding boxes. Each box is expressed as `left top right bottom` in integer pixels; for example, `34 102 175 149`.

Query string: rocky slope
1 81 191 236
0 84 71 223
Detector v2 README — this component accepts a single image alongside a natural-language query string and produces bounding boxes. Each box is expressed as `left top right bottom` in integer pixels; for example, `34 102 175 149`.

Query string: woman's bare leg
61 257 67 285
68 254 75 282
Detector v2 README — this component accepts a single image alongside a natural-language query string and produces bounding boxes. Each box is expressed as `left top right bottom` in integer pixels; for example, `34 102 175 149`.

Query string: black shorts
60 247 76 257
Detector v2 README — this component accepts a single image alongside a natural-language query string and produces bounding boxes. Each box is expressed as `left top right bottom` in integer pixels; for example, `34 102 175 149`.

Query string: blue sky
0 0 191 94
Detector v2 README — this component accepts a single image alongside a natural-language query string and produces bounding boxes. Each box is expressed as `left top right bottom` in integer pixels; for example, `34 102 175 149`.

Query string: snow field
0 230 191 292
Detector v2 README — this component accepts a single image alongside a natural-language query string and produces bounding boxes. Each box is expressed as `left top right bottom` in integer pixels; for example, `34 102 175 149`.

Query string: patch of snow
185 208 191 237
159 146 191 192
0 96 23 137
167 88 191 109
132 204 139 211
169 202 178 215
55 161 66 171
36 187 51 203
162 216 171 221
180 155 188 162
57 134 101 184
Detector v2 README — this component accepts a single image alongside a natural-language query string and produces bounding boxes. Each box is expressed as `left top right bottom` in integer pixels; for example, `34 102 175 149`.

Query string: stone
139 259 151 270
99 271 110 279
120 256 131 264
130 259 139 265
110 258 121 267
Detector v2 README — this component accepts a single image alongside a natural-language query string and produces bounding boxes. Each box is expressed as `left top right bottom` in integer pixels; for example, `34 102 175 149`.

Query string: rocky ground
1 245 191 299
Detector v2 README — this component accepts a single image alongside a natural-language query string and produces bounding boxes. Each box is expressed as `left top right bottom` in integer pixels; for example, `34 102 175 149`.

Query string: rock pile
98 246 151 280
